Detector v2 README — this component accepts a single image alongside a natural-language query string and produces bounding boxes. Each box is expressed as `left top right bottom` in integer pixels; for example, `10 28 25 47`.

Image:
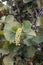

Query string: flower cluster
15 28 22 45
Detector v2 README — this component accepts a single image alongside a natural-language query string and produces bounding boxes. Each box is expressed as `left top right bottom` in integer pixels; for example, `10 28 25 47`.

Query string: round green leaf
22 20 32 33
5 15 14 23
4 24 15 43
3 56 14 65
22 21 36 36
33 35 43 44
4 21 21 43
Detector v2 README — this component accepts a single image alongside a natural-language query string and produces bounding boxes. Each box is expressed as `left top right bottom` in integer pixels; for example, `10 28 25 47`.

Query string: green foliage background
0 0 43 65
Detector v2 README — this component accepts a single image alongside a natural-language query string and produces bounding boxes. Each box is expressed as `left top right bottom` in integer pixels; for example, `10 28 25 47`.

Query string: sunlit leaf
4 24 15 43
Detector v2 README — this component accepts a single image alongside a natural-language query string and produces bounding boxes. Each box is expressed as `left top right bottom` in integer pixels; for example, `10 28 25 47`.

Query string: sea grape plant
0 0 43 65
